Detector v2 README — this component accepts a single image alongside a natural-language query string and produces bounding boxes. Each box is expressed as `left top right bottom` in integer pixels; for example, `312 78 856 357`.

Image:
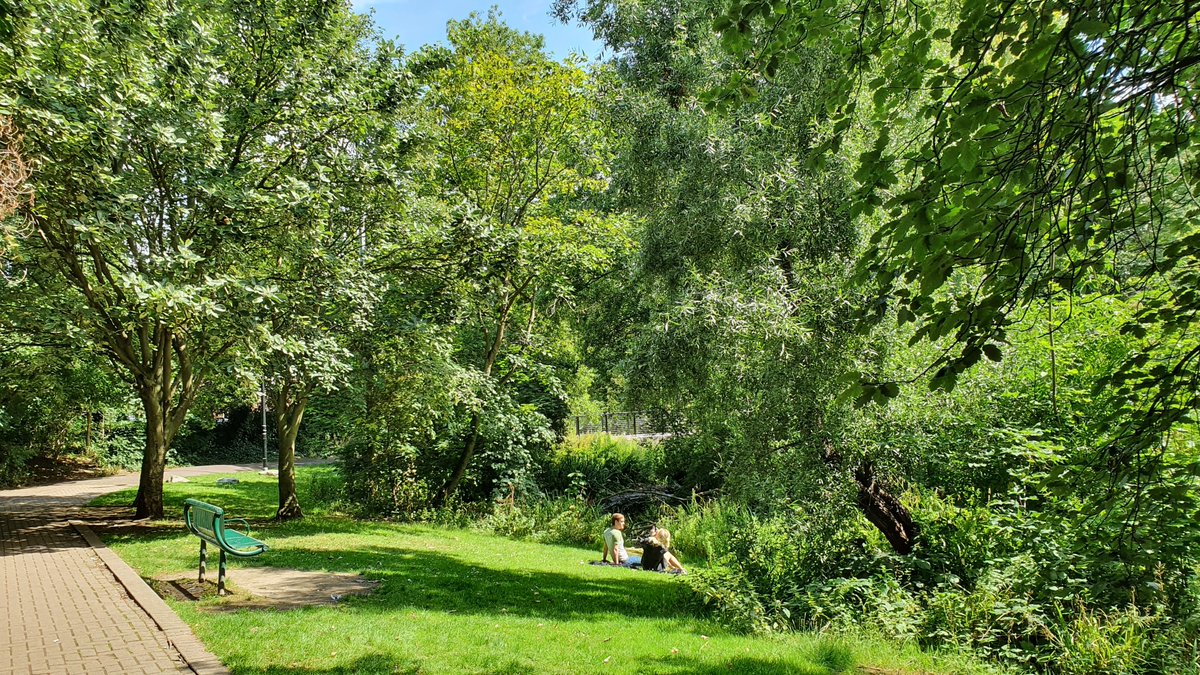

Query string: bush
301 466 348 509
652 499 752 562
538 434 665 497
486 497 604 549
92 418 145 470
685 563 773 633
342 437 436 516
474 403 556 502
657 433 726 494
169 408 265 466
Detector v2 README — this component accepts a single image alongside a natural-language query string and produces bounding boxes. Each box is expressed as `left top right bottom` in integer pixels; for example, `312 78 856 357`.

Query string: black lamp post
260 384 268 471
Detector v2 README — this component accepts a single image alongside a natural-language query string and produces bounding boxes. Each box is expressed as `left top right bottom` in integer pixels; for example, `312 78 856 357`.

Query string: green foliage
395 12 635 504
1 0 410 516
8 0 1200 672
0 345 133 483
474 401 557 501
340 322 475 514
717 0 1200 454
539 434 664 497
486 497 605 549
686 564 774 634
169 408 266 467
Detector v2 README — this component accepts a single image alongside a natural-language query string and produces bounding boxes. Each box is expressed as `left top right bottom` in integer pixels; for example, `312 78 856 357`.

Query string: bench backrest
184 498 225 544
183 498 268 557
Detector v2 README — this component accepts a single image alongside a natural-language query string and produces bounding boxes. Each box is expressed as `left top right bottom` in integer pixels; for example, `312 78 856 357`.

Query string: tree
3 0 398 517
559 0 921 552
416 13 630 505
257 235 382 520
716 0 1200 462
246 38 413 521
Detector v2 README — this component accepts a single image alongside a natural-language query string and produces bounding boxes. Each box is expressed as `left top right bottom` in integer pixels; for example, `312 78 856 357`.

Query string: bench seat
221 529 268 555
182 497 269 595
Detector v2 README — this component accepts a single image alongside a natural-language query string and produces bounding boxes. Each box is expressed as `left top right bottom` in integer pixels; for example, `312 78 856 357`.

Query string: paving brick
0 466 262 675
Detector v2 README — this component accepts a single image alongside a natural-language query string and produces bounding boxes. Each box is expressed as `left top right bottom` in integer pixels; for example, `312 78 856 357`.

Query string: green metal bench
183 498 268 595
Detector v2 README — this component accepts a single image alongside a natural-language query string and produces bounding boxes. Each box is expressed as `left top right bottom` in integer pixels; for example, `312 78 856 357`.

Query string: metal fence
569 411 666 437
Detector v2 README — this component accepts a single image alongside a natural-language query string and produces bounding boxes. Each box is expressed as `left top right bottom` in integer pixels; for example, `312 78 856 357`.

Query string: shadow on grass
231 654 558 675
92 469 691 623
90 478 321 521
178 543 685 621
94 509 689 622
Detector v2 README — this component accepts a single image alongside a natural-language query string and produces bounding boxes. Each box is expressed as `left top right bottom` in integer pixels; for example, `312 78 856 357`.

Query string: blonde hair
611 513 625 526
654 527 672 550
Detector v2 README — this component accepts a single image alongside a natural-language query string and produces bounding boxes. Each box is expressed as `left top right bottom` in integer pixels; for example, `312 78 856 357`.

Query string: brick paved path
0 465 260 675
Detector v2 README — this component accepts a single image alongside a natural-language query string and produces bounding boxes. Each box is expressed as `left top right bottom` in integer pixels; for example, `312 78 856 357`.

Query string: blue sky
350 0 606 60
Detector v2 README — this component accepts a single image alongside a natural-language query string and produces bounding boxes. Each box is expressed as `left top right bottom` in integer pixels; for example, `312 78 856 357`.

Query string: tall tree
3 0 397 517
258 237 382 520
560 0 920 552
716 0 1200 461
248 38 413 521
418 13 629 504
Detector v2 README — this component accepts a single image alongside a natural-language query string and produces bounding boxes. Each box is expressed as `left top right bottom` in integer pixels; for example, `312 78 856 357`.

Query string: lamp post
260 383 268 471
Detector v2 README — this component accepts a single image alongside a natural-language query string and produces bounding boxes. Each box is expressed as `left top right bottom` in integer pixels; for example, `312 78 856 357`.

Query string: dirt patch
148 576 216 602
155 568 380 610
21 454 120 487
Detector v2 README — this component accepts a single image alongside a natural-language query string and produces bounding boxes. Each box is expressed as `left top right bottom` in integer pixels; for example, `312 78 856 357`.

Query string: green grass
90 468 997 674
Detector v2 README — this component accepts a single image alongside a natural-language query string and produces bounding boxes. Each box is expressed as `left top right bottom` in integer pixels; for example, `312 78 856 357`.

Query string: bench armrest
225 517 251 536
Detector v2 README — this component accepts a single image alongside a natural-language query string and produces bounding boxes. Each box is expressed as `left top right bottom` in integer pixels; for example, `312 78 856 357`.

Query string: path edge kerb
71 520 231 675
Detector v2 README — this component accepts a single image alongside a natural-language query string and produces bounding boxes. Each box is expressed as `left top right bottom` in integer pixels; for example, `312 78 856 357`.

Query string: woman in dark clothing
639 526 686 574
640 533 668 572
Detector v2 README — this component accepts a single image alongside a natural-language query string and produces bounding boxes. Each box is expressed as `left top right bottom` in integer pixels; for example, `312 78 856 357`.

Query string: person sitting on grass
654 526 687 574
639 525 686 575
601 512 641 566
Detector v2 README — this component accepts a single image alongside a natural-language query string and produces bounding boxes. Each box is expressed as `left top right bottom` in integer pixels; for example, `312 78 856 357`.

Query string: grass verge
90 467 1001 674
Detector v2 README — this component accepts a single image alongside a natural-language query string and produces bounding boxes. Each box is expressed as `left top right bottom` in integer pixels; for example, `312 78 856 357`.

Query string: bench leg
218 549 227 596
198 540 207 583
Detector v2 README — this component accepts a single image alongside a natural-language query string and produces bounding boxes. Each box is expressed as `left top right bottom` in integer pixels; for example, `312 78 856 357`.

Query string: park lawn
91 468 995 675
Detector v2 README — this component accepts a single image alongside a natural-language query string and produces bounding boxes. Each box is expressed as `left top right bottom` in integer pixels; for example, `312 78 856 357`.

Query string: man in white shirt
601 512 637 565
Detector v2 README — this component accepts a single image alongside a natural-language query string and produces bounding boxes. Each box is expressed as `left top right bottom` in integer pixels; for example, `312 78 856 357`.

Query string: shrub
342 437 436 516
538 434 665 497
93 420 145 471
474 403 556 503
170 409 265 467
684 563 773 633
652 499 752 562
301 466 347 509
486 497 604 549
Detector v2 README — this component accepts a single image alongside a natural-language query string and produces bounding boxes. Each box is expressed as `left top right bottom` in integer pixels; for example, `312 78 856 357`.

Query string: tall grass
538 433 663 497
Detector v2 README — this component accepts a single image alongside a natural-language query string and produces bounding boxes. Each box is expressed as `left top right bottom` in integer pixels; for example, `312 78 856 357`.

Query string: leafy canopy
715 0 1200 451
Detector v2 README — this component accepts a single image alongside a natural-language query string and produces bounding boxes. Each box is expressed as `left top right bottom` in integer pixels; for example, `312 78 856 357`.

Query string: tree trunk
820 436 918 555
434 412 482 508
133 387 169 519
274 395 306 521
437 296 513 507
854 461 918 555
129 332 200 520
